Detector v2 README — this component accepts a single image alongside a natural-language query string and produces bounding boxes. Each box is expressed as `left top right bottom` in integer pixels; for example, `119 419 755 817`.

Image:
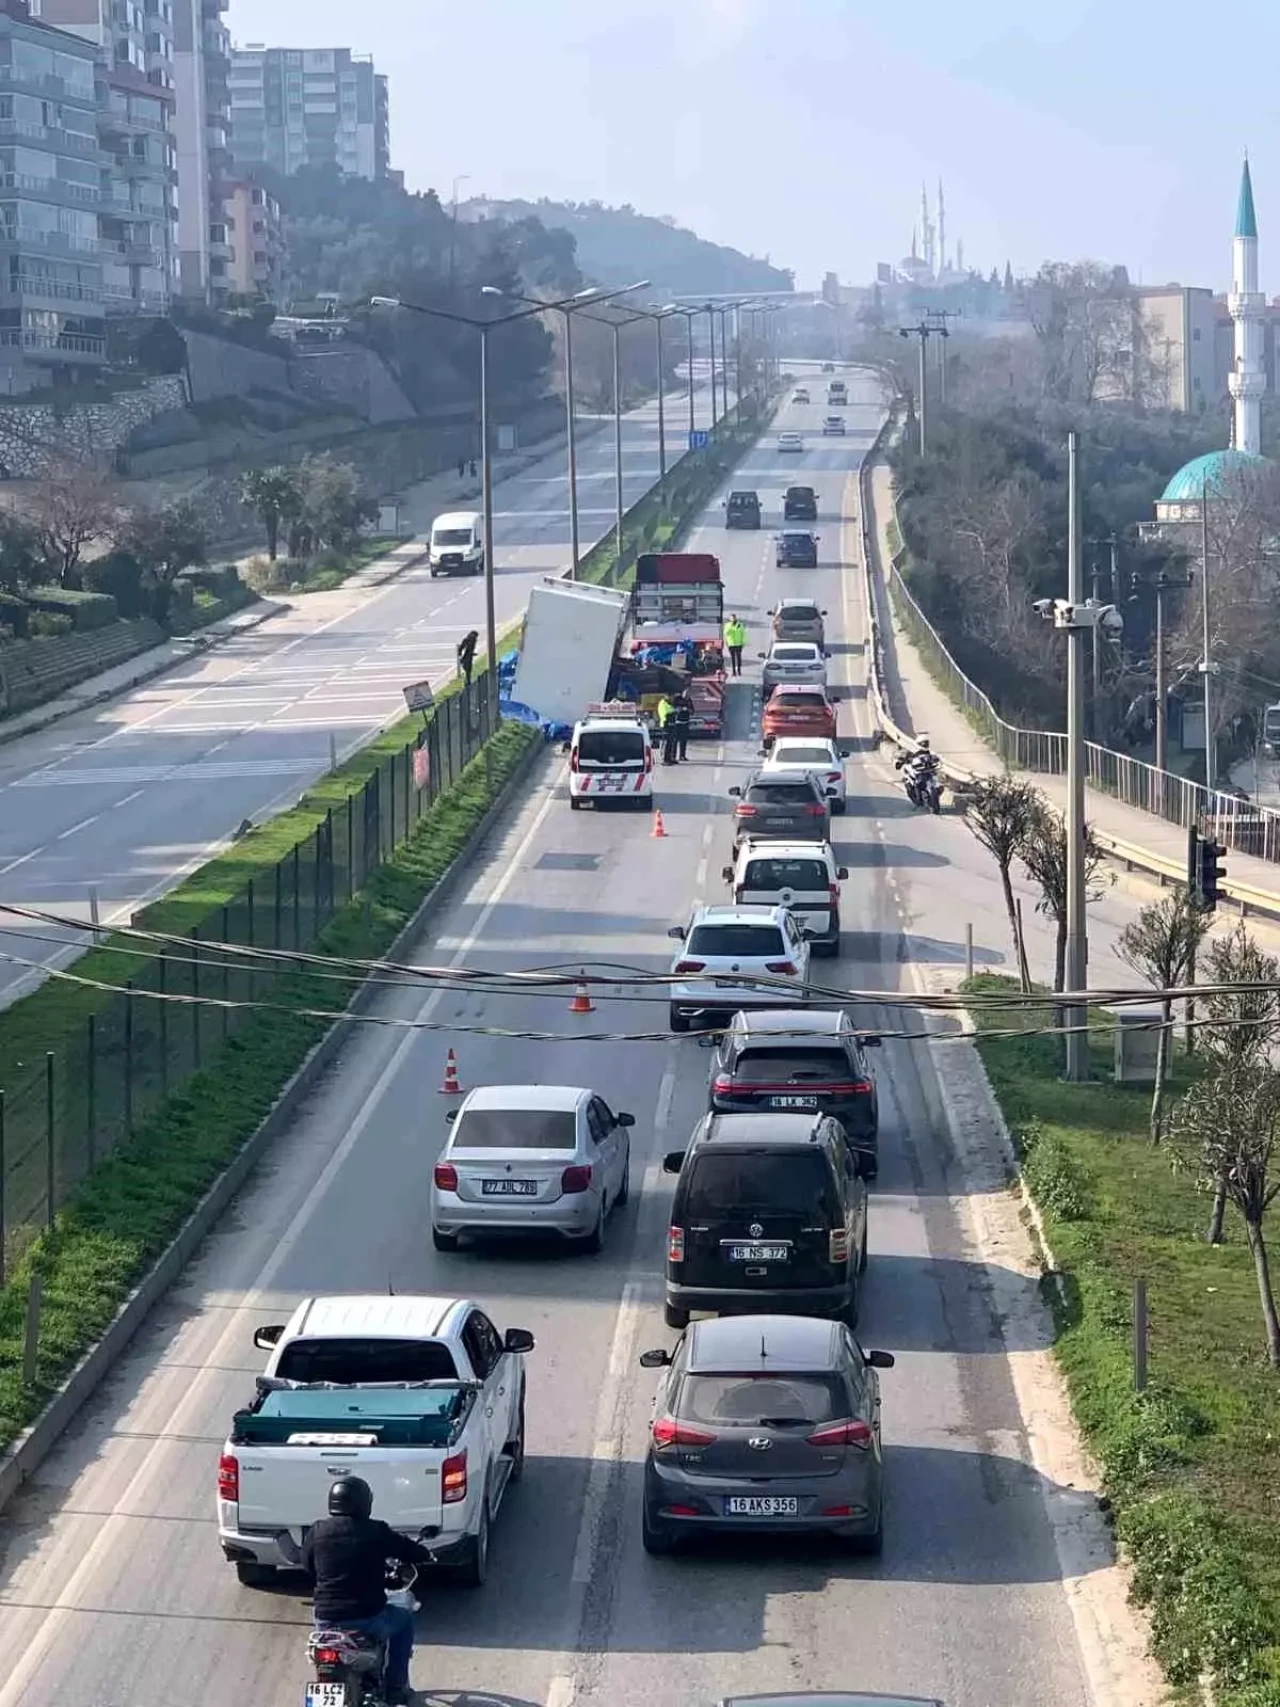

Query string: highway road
0 380 714 1009
0 371 1146 1707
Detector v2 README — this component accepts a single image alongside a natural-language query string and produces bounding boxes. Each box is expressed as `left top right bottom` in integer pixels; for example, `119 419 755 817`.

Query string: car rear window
276 1337 459 1384
741 858 829 889
452 1109 577 1149
729 493 757 506
683 1150 836 1217
773 691 826 708
773 745 831 765
733 1046 852 1079
687 923 786 957
747 782 818 805
778 607 820 625
772 645 817 660
678 1372 846 1426
577 729 645 765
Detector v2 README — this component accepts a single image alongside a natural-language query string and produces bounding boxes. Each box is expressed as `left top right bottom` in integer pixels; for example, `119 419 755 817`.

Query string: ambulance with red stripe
568 702 655 810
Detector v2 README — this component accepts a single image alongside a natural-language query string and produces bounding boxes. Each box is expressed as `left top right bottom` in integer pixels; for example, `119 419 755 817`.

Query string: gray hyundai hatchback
639 1314 893 1556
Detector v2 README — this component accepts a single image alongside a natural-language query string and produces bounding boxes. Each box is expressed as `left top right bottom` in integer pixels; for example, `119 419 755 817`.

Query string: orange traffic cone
570 972 595 1014
438 1048 462 1095
651 806 668 838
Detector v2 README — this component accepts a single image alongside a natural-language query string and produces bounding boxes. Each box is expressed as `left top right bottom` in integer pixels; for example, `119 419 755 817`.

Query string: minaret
1229 156 1265 457
937 179 946 276
920 182 933 277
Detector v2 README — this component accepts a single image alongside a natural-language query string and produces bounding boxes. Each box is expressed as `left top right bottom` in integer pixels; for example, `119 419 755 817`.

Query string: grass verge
965 973 1280 1706
0 719 539 1450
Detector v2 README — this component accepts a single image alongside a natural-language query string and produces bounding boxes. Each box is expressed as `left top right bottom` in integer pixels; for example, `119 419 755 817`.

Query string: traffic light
1198 836 1227 910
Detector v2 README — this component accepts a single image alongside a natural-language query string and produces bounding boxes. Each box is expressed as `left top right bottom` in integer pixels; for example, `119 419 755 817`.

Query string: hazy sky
226 0 1272 296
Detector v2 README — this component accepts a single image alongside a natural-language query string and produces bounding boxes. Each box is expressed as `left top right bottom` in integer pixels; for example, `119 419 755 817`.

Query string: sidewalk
863 457 1280 914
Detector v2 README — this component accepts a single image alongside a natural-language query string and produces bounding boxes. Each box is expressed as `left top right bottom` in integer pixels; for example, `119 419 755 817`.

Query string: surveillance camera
1100 606 1125 636
1032 598 1055 619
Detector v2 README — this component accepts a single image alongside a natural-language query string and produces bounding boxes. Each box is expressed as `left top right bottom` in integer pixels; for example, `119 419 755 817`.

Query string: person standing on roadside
673 689 692 761
656 694 676 765
724 614 746 676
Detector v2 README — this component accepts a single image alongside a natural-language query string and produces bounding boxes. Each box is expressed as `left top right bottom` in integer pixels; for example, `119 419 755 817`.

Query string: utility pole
925 307 958 406
1064 430 1089 1082
1200 487 1217 793
899 318 950 455
1151 568 1192 773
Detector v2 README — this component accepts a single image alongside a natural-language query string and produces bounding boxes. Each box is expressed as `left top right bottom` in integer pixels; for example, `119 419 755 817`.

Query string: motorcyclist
286 1475 431 1705
895 740 941 805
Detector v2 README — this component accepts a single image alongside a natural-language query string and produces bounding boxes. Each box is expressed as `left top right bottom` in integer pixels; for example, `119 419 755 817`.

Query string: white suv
568 704 654 809
763 735 847 813
722 838 848 958
666 903 811 1032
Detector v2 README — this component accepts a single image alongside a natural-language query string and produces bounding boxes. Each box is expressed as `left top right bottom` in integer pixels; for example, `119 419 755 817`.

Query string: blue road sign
688 429 710 451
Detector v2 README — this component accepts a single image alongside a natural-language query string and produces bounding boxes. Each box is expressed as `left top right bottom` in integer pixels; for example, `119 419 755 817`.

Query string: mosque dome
1158 448 1269 512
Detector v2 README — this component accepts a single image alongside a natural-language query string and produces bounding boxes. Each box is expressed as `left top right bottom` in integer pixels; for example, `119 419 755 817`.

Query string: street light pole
680 310 696 439
612 320 624 572
1200 487 1216 793
898 321 933 456
704 305 718 425
656 311 667 479
1064 430 1089 1081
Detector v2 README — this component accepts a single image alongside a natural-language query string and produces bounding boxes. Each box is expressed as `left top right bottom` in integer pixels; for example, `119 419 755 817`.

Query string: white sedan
760 640 828 694
763 735 847 814
666 903 811 1032
777 431 804 453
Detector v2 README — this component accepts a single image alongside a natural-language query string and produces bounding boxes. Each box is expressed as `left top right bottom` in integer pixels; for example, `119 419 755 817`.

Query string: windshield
772 645 818 661
742 858 829 889
773 745 832 765
433 527 473 547
275 1337 460 1384
678 1373 846 1426
687 923 786 957
747 783 819 806
683 1150 835 1216
577 729 645 765
778 608 820 625
773 691 827 709
452 1109 577 1149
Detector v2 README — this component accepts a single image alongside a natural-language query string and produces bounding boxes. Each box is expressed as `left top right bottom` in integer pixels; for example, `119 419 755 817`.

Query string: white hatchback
763 735 847 813
666 903 811 1032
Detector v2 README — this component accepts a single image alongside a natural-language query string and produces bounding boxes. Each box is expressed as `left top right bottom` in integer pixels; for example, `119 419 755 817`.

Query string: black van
783 485 818 521
726 490 762 529
661 1113 868 1329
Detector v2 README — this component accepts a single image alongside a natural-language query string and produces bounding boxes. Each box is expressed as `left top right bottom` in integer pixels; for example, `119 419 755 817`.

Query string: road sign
688 429 710 451
402 679 435 713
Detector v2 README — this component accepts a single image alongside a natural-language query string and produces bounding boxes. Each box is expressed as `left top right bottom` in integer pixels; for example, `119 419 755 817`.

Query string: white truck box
511 579 630 727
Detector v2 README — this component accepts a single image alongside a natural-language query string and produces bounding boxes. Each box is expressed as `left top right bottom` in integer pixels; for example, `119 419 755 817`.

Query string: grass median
965 973 1280 1705
0 719 539 1450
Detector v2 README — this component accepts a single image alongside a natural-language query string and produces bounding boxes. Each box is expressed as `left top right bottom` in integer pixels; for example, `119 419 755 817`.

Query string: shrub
26 586 119 631
0 590 28 638
28 610 74 638
1019 1119 1090 1219
84 551 144 618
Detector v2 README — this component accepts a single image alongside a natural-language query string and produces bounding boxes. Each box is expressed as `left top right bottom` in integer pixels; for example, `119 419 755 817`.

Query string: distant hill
464 198 793 299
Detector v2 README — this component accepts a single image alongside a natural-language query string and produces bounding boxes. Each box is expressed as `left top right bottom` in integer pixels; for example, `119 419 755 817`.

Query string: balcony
102 234 162 265
0 64 97 104
102 285 169 312
0 227 108 258
0 172 101 208
0 118 103 159
0 273 105 305
0 327 106 360
101 106 170 136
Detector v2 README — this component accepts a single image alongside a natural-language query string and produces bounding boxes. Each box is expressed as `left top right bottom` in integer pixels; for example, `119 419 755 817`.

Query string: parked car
661 1111 869 1326
725 490 762 529
763 735 845 812
666 904 811 1032
639 1314 892 1555
723 842 848 957
762 684 837 746
430 1085 634 1252
775 529 819 568
770 599 827 647
707 1008 880 1156
728 770 831 846
783 485 818 521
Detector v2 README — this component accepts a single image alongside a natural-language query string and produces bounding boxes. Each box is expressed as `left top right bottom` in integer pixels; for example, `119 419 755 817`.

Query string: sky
225 0 1276 297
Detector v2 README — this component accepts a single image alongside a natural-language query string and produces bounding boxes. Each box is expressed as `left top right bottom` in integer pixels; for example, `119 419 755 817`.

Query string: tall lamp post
580 304 655 577
370 287 591 722
701 302 720 426
649 305 682 480
718 302 747 417
494 280 649 578
674 307 699 440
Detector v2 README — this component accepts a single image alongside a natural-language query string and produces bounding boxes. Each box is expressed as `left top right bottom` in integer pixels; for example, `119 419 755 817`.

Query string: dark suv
726 490 762 529
662 1113 869 1328
728 768 830 845
708 1008 880 1169
776 529 819 568
783 485 818 521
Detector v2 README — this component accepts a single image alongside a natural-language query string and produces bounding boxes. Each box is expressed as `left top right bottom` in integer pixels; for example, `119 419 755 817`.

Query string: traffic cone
570 973 595 1014
438 1048 462 1095
651 806 668 838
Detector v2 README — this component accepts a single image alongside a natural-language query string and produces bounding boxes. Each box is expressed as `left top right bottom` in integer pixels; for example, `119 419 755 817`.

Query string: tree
963 776 1040 990
294 454 375 557
1017 800 1108 997
121 499 209 584
0 509 46 592
31 464 119 587
240 466 302 561
1169 1063 1280 1367
1117 891 1212 1143
1197 924 1280 1243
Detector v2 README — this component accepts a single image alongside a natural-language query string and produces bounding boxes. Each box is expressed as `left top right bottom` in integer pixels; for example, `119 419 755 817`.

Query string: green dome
1159 448 1268 503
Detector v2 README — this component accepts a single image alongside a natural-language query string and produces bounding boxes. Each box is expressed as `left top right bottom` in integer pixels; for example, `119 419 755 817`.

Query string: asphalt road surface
0 381 713 1008
0 370 1116 1707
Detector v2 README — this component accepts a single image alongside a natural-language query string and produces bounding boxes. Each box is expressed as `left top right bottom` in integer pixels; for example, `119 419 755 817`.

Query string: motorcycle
304 1564 421 1707
895 753 942 815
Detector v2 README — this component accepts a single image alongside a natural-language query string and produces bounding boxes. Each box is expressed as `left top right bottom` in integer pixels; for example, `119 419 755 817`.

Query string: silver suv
770 597 827 647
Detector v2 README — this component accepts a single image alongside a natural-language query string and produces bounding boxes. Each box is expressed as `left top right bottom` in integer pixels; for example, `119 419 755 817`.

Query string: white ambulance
568 703 654 810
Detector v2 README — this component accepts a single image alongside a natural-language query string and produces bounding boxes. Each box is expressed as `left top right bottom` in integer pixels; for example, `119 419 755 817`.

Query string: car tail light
645 747 654 773
734 804 757 817
829 883 840 903
651 1416 717 1449
442 1449 468 1503
820 1505 855 1518
712 1074 733 1096
314 1647 344 1667
803 804 826 816
673 960 705 974
217 1453 239 1502
826 772 842 783
569 747 580 772
765 961 798 975
663 1503 702 1517
807 1418 873 1449
668 1225 685 1262
829 1226 850 1264
561 1163 593 1194
433 1162 458 1192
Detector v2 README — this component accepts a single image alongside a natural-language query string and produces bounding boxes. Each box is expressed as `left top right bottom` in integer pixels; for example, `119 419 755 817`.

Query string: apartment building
221 172 279 298
227 45 389 182
34 0 179 313
171 0 228 300
0 0 107 392
1134 285 1218 413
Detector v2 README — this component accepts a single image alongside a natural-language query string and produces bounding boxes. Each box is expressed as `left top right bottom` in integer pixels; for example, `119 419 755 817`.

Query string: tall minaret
937 180 946 276
1229 156 1265 457
920 183 934 277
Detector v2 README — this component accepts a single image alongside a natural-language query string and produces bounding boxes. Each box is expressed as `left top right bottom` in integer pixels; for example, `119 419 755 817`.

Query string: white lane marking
571 1279 642 1584
0 845 46 878
55 814 100 841
546 1675 577 1707
695 854 708 893
0 773 563 1707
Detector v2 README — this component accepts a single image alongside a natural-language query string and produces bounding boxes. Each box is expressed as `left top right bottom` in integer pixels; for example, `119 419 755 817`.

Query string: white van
722 837 848 956
568 704 654 810
429 510 484 577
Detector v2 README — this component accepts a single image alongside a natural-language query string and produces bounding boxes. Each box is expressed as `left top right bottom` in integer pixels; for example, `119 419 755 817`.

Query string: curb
0 731 551 1516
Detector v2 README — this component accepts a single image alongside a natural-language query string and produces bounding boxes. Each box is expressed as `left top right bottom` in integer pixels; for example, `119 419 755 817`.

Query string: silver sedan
761 641 828 694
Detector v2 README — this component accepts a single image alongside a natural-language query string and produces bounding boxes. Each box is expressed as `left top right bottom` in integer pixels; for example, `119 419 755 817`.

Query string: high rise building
221 173 281 298
171 0 230 300
0 0 107 392
227 46 389 182
33 0 179 313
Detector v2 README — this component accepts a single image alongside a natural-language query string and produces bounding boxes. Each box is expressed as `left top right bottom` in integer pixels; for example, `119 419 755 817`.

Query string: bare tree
1017 800 1109 996
963 776 1040 990
1117 891 1212 1143
1168 1063 1280 1367
31 464 120 587
1197 924 1280 1243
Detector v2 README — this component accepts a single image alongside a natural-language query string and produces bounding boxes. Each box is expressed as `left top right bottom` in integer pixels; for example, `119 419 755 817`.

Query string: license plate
481 1179 537 1196
306 1686 348 1707
714 979 744 988
725 1496 799 1516
769 1095 817 1109
726 1242 789 1262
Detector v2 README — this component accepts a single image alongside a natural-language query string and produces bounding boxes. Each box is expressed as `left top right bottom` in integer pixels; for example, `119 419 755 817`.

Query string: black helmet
328 1475 373 1519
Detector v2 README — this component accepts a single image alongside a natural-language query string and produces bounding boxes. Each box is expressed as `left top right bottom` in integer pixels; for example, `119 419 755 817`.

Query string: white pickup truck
217 1294 533 1589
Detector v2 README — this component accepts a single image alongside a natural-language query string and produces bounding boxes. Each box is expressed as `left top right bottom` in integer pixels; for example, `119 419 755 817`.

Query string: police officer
656 693 678 765
724 615 746 676
673 689 692 761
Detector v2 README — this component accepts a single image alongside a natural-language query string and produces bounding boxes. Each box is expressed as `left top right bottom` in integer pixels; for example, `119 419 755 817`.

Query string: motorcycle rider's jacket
300 1516 431 1623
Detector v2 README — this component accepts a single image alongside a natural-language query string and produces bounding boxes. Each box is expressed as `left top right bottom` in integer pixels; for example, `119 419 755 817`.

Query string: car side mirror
866 1349 895 1370
254 1325 284 1350
662 1150 686 1174
616 1111 636 1128
757 651 767 659
504 1328 536 1354
861 1034 882 1048
445 1108 460 1123
822 609 828 615
721 864 734 882
837 866 849 880
667 926 686 940
728 786 744 798
639 1348 672 1368
696 1033 718 1050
